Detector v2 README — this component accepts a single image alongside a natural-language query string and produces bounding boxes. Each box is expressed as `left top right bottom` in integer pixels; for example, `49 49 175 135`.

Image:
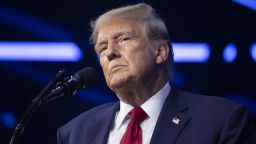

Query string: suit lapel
90 102 120 144
150 88 191 144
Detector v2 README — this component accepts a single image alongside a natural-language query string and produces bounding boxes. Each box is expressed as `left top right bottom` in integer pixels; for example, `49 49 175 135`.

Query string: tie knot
129 107 148 123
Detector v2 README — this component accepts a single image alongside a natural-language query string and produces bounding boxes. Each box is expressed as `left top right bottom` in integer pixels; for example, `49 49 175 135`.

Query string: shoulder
176 89 241 109
173 89 248 121
168 89 256 143
57 102 119 143
175 89 250 126
59 102 118 131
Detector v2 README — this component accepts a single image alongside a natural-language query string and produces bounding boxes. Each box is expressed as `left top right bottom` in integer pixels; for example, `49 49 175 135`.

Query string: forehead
96 18 144 42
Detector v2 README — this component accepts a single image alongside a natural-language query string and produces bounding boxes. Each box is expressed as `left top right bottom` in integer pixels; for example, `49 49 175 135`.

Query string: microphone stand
9 70 66 144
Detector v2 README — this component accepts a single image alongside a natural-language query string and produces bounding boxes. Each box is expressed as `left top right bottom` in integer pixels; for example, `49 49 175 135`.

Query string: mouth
110 65 125 73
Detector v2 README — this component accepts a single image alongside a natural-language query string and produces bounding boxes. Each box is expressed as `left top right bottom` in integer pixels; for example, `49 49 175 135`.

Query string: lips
109 64 125 73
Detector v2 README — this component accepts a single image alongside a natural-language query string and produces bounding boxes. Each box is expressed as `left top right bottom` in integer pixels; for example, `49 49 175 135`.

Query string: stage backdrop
0 0 255 143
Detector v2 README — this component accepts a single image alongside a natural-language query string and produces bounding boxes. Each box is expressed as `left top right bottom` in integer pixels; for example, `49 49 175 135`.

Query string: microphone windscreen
77 67 98 88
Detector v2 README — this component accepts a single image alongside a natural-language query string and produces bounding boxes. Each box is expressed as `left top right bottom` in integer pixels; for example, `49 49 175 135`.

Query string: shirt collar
141 82 170 123
116 82 171 129
116 101 133 129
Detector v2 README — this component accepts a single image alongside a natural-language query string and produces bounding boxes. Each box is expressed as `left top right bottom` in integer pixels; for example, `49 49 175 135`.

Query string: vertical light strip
173 43 210 63
251 44 256 62
223 43 237 63
0 42 83 61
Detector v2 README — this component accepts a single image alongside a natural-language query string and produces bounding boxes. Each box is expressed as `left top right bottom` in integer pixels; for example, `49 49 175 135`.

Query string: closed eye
122 37 130 41
119 36 131 43
98 46 107 54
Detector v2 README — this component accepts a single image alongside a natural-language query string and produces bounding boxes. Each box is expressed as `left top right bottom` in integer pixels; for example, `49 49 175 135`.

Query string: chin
108 78 131 91
109 81 126 90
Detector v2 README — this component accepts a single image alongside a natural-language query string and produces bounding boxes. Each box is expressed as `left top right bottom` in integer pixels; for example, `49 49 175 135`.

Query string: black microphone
44 67 98 102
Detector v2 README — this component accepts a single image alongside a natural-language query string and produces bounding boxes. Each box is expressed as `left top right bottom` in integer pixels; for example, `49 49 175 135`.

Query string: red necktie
120 107 148 144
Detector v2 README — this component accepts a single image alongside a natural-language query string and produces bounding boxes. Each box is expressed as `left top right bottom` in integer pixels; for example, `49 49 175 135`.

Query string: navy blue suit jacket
57 89 256 144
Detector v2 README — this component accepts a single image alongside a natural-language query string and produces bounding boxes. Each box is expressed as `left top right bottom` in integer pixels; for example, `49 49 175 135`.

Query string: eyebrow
95 31 136 49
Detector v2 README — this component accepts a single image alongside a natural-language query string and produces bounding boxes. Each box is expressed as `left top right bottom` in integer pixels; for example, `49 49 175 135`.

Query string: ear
155 42 169 64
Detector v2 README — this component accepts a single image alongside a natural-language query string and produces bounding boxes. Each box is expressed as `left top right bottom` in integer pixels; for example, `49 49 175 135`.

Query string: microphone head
76 67 98 88
44 67 98 103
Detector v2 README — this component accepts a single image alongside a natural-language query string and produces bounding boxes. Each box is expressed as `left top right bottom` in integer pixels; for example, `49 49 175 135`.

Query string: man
57 3 255 144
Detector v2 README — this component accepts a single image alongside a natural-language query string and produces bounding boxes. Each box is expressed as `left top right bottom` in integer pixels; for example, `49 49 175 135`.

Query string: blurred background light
228 94 256 116
232 0 256 11
251 44 256 62
173 43 210 63
0 42 214 62
223 43 237 63
0 112 16 129
0 42 83 61
0 5 71 41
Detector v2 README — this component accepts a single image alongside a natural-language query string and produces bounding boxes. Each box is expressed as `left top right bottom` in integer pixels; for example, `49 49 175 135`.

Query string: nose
106 42 120 61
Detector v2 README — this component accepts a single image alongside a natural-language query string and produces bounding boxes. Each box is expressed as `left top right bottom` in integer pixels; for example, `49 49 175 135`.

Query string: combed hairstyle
89 3 170 44
89 3 174 80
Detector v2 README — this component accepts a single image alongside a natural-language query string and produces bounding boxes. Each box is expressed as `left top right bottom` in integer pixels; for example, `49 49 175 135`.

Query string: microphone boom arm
9 70 66 144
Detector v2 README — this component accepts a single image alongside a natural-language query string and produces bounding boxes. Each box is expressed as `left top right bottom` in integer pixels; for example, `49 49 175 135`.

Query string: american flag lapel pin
172 116 180 125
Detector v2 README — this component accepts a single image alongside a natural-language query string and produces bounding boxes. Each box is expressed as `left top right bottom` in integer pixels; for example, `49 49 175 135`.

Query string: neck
115 72 168 107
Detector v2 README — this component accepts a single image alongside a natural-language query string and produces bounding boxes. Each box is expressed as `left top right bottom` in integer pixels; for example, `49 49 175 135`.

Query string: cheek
100 59 109 75
125 53 147 73
135 52 155 70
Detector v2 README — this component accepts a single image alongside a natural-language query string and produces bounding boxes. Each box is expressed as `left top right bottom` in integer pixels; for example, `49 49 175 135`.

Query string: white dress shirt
107 83 171 144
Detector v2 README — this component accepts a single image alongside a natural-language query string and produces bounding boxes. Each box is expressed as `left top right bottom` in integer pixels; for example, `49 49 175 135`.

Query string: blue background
0 0 255 143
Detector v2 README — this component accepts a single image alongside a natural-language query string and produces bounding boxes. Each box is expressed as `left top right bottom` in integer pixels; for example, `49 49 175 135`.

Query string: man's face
95 18 157 92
